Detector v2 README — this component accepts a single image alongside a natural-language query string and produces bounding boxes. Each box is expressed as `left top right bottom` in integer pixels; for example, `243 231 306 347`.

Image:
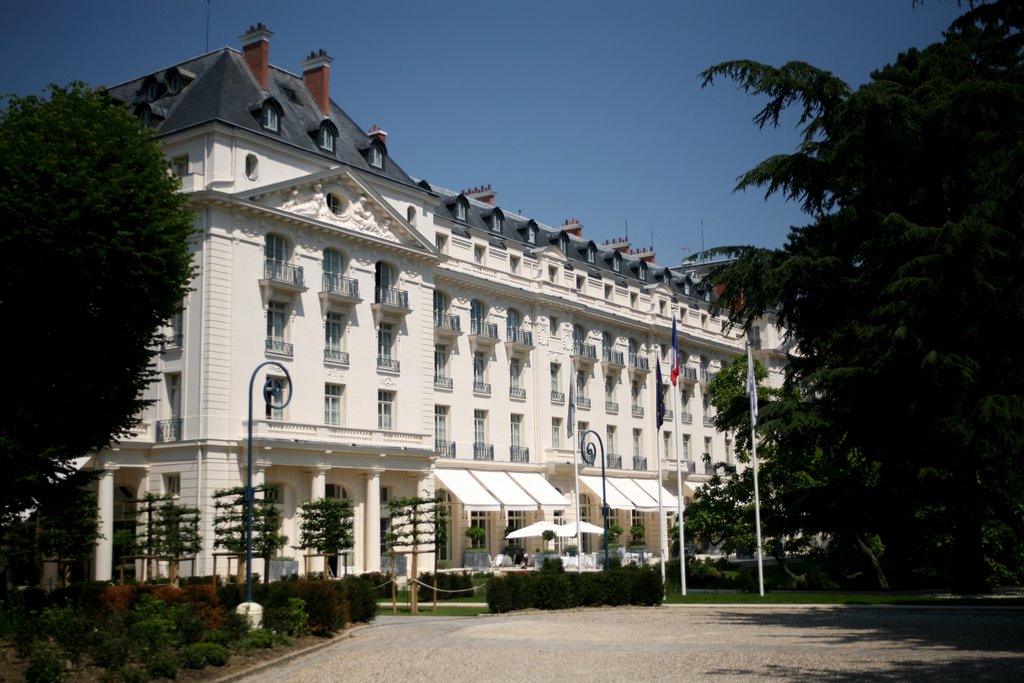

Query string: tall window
606 426 617 454
507 308 521 335
265 233 287 275
265 376 284 420
474 352 487 385
368 144 383 169
550 363 561 393
510 358 521 389
324 384 343 425
663 432 672 459
510 414 523 448
375 261 394 292
683 434 691 459
549 316 559 335
605 376 615 403
260 103 279 132
704 436 713 459
434 405 449 442
576 370 587 398
267 301 287 347
469 511 487 548
473 410 487 444
378 323 394 361
378 391 394 430
633 429 643 458
323 248 343 279
433 291 448 324
166 373 181 420
470 299 486 334
434 344 448 380
551 418 562 448
325 312 344 360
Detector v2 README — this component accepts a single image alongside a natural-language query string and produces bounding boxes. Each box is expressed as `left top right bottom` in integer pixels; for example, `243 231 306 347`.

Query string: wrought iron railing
156 418 183 443
576 396 592 409
435 440 456 458
603 349 625 366
434 375 453 389
550 390 565 404
473 443 494 461
506 327 533 346
265 338 293 356
607 453 623 469
632 456 647 471
324 348 349 364
375 286 409 309
434 312 461 332
679 411 693 424
510 446 530 463
322 273 359 298
264 259 304 286
631 404 644 418
470 320 499 339
605 401 619 413
629 354 649 371
377 356 400 372
473 380 491 395
509 386 526 399
574 342 597 359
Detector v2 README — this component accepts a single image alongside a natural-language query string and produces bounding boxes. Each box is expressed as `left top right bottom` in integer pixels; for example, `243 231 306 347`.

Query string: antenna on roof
700 220 705 256
206 0 212 53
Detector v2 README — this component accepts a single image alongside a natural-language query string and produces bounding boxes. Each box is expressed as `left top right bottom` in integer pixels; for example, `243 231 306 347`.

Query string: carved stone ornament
272 182 400 244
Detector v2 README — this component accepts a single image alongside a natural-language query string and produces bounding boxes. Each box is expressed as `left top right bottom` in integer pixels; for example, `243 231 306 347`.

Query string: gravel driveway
227 605 1024 682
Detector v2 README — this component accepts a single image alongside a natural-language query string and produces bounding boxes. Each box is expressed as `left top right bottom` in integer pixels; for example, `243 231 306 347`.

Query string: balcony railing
265 337 293 356
550 390 565 404
679 411 693 424
375 286 409 309
574 342 597 360
473 443 495 461
506 327 533 347
434 375 453 389
470 320 499 339
681 366 698 382
473 380 491 395
161 334 183 351
509 386 526 400
703 416 715 427
605 401 619 413
377 356 400 372
603 349 625 366
264 259 304 287
156 418 182 443
629 354 649 371
576 396 592 410
607 453 623 469
685 460 698 474
322 273 359 298
701 370 717 383
324 348 350 364
703 459 715 475
434 312 461 332
632 456 647 471
435 440 456 458
510 446 530 463
631 404 644 418
663 409 673 422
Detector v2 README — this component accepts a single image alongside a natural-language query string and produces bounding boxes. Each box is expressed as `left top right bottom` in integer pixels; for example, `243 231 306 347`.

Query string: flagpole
656 403 666 589
567 355 582 573
674 381 686 595
747 343 765 596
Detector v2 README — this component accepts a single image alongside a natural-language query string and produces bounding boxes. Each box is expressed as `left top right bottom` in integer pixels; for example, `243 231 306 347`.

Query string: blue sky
0 1 966 262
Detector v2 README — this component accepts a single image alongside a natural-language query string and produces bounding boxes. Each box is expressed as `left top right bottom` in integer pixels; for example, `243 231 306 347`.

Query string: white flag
746 345 758 427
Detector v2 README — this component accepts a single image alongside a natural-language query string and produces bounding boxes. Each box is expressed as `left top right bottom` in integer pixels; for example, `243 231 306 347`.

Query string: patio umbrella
505 520 563 539
556 521 606 537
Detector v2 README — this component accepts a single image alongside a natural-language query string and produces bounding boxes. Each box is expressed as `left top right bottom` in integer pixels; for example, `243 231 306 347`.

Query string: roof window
260 101 281 132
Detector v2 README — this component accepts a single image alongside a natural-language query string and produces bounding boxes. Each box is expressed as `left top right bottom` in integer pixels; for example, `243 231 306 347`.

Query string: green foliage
296 497 354 558
386 495 443 555
212 485 288 582
36 485 101 584
178 642 230 669
339 576 378 624
239 629 277 650
700 2 1024 593
144 649 178 680
486 566 664 613
24 642 65 683
465 525 486 548
0 84 196 522
607 524 623 544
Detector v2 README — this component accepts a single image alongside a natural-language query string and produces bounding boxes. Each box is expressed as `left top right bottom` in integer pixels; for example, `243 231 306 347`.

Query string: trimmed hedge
486 563 663 613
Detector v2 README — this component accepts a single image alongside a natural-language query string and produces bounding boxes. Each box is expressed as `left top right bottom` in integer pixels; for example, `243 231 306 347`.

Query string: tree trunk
410 551 418 613
772 548 805 586
169 560 179 588
855 534 889 589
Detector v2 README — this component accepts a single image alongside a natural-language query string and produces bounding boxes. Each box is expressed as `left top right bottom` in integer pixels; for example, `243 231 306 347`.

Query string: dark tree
36 484 100 588
296 496 354 577
700 1 1024 592
0 84 196 523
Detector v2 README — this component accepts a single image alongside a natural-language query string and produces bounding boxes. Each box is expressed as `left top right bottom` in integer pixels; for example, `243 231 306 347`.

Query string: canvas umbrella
505 520 563 539
556 521 605 537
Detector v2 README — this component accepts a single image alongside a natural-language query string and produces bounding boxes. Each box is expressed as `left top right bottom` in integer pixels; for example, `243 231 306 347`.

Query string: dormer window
612 253 622 273
684 280 691 296
260 102 280 132
489 210 503 233
453 198 468 222
167 74 181 95
318 123 335 152
526 223 537 245
558 234 569 253
146 80 161 102
637 261 647 279
586 243 596 264
368 144 383 169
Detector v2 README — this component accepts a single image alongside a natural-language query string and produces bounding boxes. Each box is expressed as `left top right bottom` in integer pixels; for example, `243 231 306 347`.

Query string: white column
94 466 116 581
311 466 328 577
364 468 382 573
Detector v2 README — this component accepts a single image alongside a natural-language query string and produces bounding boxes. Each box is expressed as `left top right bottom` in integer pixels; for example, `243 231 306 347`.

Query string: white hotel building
84 25 785 581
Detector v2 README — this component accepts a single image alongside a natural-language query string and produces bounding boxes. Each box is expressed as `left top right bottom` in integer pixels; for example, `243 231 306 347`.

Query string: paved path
230 605 1024 682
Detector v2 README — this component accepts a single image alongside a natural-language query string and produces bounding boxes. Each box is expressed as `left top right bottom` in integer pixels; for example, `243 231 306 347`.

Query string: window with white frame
318 123 335 152
474 244 485 264
378 390 394 430
509 255 520 274
606 426 617 454
469 511 487 548
683 434 691 459
474 352 488 387
473 409 487 444
510 358 522 390
435 233 448 253
266 301 288 353
633 429 643 458
434 405 449 443
378 323 394 362
454 200 467 222
549 316 559 335
434 344 448 381
164 474 181 496
368 144 383 169
704 436 712 459
260 102 279 132
265 376 285 420
605 376 615 404
325 312 344 362
324 383 343 425
510 414 523 448
663 432 672 459
550 363 561 393
551 418 562 448
576 370 588 399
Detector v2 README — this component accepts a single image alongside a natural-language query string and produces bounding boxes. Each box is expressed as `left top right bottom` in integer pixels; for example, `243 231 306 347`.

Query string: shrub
240 628 276 650
262 596 308 637
533 560 572 610
358 572 393 600
144 650 178 680
178 642 231 669
629 566 664 606
41 604 91 665
803 566 839 591
296 580 339 635
24 642 65 683
340 576 377 625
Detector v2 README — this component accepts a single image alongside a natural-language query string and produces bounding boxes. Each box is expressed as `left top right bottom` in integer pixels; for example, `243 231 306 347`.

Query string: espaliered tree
213 485 288 584
0 84 196 526
35 483 100 589
295 496 354 578
151 500 202 587
700 0 1024 592
386 495 444 613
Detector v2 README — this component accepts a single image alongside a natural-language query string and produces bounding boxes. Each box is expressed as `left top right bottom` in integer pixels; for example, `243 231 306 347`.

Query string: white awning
605 478 660 512
633 478 680 510
579 475 634 510
507 472 570 510
434 469 500 512
683 481 706 500
469 470 539 511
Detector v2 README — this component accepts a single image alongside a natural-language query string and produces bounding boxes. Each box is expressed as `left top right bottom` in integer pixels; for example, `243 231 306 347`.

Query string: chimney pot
241 24 273 90
300 49 334 115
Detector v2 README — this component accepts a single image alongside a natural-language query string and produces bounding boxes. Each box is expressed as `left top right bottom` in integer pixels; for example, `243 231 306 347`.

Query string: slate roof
105 48 417 189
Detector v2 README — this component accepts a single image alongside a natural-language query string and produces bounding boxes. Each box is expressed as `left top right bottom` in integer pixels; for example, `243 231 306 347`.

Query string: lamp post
244 361 292 607
578 429 609 570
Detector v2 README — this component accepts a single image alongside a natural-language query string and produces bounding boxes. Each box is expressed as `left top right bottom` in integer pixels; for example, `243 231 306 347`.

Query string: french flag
670 315 680 385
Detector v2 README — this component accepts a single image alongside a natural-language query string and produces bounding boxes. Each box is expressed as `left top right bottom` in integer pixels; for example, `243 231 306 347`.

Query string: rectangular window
510 358 521 389
265 376 285 420
604 284 613 301
325 312 344 361
378 323 394 360
267 301 287 344
633 429 643 458
725 438 733 463
324 384 343 426
166 373 181 419
663 432 672 459
606 426 616 453
683 434 691 459
165 474 181 496
434 405 449 441
171 155 189 177
434 344 448 379
474 352 487 384
510 414 523 447
435 234 448 254
576 275 585 291
550 363 561 393
378 390 394 431
551 418 562 448
605 376 615 403
549 316 559 335
474 409 487 444
576 370 587 398
704 436 713 459
470 511 487 548
548 266 558 283
474 245 485 264
509 255 520 274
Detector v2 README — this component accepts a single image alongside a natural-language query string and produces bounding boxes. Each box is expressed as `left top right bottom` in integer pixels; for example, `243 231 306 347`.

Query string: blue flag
567 357 576 438
656 358 666 429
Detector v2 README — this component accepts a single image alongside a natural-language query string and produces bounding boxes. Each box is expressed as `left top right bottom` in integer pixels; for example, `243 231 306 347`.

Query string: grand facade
83 24 785 581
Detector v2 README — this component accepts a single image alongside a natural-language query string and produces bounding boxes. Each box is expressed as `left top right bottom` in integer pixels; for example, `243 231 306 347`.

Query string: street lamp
578 429 610 570
244 361 292 608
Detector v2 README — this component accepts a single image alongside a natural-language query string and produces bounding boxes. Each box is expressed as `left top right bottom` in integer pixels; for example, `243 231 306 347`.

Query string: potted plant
629 524 648 564
463 526 489 570
602 523 624 568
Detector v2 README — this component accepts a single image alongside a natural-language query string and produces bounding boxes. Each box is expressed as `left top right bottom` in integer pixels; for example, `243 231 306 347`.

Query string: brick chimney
368 125 387 145
560 218 583 238
604 236 631 253
464 184 495 205
630 245 656 263
241 23 273 90
300 49 333 116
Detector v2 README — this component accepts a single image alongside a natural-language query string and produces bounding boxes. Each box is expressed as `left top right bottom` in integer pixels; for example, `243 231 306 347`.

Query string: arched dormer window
163 67 195 95
259 100 281 132
141 76 161 102
368 140 385 169
453 196 468 222
488 209 504 233
612 253 622 273
558 233 570 253
683 279 691 296
316 121 337 152
134 102 165 128
586 242 597 264
637 261 647 280
526 221 538 245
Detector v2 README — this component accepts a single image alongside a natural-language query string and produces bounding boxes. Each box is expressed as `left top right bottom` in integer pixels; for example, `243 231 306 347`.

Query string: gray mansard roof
105 48 417 189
